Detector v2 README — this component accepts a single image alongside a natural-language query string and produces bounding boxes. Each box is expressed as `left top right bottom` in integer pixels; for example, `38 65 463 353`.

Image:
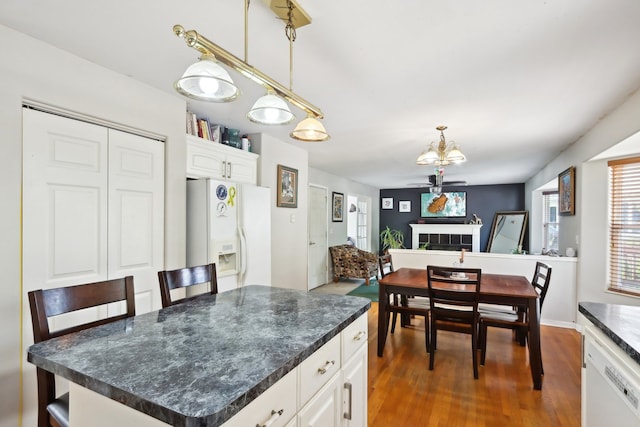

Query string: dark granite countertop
579 301 640 366
28 285 371 426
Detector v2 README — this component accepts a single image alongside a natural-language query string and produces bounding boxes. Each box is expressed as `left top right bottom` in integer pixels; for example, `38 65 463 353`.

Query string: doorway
308 185 328 290
347 194 372 251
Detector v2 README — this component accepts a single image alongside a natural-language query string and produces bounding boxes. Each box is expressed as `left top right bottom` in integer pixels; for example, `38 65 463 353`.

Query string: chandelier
416 126 466 166
173 0 329 141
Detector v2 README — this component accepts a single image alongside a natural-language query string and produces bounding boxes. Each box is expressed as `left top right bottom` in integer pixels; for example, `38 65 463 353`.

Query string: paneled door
308 185 328 290
108 129 164 312
21 108 164 426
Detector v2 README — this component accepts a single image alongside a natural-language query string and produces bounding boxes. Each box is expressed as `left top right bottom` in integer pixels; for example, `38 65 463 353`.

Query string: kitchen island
28 285 371 426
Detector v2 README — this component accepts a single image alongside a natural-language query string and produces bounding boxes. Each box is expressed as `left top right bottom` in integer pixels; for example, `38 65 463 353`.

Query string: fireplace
409 223 482 252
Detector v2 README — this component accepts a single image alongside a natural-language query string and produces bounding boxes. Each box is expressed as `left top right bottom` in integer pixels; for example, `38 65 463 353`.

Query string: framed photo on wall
277 164 298 208
332 192 344 222
558 166 575 216
382 197 393 210
399 201 411 213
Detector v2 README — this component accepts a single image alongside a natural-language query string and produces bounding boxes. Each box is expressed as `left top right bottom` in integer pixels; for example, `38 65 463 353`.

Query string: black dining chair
427 265 482 379
157 263 218 308
479 262 552 367
28 276 136 427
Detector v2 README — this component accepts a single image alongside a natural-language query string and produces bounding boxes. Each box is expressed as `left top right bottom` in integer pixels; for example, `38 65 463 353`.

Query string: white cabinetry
186 135 258 184
221 312 368 427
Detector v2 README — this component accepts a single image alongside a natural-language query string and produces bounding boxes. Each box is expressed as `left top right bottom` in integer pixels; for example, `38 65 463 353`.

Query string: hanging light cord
244 0 250 62
285 0 296 91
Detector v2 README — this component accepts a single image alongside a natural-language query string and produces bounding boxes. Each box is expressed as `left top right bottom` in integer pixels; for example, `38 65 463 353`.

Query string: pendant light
416 126 465 166
284 0 330 141
247 89 295 125
174 53 240 102
291 115 330 142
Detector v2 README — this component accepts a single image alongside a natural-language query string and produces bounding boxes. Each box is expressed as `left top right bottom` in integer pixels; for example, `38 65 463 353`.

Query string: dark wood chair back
157 263 218 308
28 276 136 427
378 254 394 278
427 265 482 379
531 262 552 309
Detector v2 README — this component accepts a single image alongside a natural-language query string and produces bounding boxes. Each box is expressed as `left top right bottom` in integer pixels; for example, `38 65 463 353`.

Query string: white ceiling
2 0 640 189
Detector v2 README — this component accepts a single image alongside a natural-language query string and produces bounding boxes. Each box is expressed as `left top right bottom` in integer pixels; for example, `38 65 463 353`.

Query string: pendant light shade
445 143 466 164
247 92 295 125
174 54 240 102
416 143 439 165
290 116 330 142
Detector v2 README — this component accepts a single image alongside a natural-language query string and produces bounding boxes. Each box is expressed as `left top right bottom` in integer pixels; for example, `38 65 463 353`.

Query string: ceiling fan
407 174 468 188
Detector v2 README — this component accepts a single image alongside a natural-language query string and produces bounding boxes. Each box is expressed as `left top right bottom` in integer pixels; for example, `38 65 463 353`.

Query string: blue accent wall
380 184 525 252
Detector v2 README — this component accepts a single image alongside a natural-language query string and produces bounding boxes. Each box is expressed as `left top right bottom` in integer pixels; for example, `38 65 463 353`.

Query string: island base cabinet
69 382 169 426
298 373 343 427
221 369 297 427
342 345 368 427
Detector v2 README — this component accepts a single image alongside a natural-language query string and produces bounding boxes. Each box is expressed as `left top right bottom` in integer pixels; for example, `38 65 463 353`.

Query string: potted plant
380 226 405 252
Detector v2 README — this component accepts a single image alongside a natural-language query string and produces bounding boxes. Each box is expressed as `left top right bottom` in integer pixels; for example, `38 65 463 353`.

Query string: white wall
525 87 640 320
308 167 380 250
251 133 309 291
0 25 186 427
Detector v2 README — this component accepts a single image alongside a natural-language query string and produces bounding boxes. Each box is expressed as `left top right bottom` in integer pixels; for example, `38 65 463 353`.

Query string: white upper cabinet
186 135 258 184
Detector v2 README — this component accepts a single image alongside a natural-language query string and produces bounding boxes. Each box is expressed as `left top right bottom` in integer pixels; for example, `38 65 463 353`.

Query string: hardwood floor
366 302 581 426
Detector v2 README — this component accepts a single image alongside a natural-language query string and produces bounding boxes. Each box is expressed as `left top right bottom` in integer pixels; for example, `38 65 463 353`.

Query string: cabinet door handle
317 360 335 375
353 331 366 341
221 161 227 178
227 161 232 178
343 382 353 420
256 409 284 427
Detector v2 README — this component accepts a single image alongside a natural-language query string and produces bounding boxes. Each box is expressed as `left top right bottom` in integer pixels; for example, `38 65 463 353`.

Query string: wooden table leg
377 282 388 357
528 297 543 390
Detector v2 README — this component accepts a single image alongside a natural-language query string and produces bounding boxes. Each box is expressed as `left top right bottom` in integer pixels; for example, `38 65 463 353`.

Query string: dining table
377 267 543 390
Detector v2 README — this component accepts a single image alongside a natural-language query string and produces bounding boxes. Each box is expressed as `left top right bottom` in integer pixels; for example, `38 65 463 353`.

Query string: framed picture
382 197 393 210
420 192 467 218
399 201 411 213
332 192 344 222
558 166 576 216
277 164 298 208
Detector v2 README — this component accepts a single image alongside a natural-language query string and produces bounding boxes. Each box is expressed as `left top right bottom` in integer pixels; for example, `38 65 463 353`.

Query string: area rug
346 280 379 302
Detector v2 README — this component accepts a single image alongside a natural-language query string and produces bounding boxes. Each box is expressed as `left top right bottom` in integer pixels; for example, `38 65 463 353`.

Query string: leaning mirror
486 210 529 253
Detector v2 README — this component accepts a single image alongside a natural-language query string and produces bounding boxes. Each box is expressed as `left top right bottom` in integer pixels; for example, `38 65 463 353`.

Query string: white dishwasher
582 324 640 426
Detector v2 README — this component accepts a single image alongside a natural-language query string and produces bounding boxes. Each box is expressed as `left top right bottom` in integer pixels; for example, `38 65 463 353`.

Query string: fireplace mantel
409 223 483 252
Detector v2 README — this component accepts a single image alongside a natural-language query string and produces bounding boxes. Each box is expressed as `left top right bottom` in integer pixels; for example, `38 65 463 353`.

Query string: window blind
608 157 640 295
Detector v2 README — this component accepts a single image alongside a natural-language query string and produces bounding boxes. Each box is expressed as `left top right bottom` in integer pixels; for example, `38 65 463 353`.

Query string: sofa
329 244 378 285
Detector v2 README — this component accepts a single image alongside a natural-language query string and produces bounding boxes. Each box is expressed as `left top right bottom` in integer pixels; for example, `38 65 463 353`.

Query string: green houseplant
380 226 405 252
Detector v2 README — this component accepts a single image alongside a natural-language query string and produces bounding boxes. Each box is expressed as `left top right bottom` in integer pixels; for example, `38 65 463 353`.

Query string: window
608 157 640 296
543 191 559 251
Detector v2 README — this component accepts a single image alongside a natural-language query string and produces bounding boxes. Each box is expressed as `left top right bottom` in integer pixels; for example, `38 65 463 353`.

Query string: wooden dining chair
427 265 482 379
158 263 218 308
379 254 430 348
479 262 552 366
378 254 394 279
28 276 136 427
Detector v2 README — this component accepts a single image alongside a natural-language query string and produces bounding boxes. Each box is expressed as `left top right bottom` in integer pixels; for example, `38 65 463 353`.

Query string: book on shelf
186 111 198 136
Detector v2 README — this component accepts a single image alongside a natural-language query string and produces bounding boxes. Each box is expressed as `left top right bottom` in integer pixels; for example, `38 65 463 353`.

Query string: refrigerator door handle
239 226 248 281
221 161 227 178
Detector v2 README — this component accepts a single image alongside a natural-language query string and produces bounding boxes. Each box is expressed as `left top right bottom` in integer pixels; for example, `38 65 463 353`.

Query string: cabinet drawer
341 313 368 363
299 334 341 407
221 368 297 427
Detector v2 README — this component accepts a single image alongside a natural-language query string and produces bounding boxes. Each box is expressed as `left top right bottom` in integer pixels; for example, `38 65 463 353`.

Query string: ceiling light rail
174 24 323 119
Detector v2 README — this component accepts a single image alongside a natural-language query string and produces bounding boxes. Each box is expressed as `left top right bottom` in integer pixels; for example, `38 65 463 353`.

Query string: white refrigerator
187 179 272 292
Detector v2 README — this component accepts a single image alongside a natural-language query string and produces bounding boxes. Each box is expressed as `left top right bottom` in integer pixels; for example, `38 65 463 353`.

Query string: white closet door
108 129 164 314
23 108 109 294
22 108 109 427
